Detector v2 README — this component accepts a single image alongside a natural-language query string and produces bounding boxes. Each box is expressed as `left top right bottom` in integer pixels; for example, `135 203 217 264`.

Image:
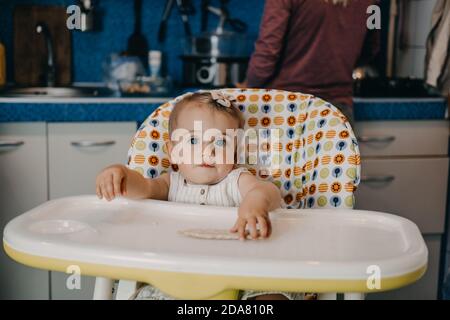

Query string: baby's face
167 104 239 185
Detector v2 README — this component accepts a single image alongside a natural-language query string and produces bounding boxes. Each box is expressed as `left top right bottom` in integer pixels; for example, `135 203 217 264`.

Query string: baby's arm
96 164 170 201
231 173 281 240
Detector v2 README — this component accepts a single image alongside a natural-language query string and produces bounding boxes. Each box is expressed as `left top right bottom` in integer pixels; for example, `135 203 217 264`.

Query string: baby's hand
96 164 128 201
230 205 272 240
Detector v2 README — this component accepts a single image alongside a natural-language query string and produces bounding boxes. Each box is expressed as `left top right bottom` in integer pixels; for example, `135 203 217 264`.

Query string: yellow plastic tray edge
4 242 426 300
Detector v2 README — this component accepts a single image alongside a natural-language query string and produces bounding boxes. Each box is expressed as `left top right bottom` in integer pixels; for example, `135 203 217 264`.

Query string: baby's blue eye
190 137 199 145
215 139 226 147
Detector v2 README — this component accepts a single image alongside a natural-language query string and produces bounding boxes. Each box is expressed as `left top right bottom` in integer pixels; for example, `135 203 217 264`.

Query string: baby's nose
202 146 215 165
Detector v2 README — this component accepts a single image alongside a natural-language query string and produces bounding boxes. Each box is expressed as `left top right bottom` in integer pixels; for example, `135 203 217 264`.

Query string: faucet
36 22 56 87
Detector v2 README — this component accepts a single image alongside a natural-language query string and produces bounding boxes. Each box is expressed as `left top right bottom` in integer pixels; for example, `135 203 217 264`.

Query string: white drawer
48 122 136 199
354 121 449 157
354 157 448 234
0 122 49 299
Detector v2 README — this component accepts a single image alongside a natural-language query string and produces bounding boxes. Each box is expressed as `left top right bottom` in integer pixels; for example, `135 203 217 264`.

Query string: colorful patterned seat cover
127 89 361 209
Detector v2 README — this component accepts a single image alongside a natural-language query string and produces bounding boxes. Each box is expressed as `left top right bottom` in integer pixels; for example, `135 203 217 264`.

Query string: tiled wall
395 0 437 78
0 0 264 84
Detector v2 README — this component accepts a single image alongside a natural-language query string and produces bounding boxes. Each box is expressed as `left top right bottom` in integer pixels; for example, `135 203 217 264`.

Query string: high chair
3 89 427 300
113 88 379 299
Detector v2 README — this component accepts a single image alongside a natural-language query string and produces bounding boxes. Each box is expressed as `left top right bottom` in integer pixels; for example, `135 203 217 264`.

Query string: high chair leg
317 292 337 300
115 280 140 300
93 277 114 300
343 293 365 300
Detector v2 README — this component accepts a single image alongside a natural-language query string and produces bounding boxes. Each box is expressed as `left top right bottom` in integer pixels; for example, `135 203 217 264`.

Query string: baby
96 91 301 300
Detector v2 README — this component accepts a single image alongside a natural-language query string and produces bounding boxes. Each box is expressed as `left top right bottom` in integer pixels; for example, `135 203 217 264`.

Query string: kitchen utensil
204 0 247 34
126 0 148 64
180 55 248 87
158 0 175 43
177 0 194 38
77 0 96 32
148 50 162 78
200 0 209 32
180 31 253 88
158 0 195 43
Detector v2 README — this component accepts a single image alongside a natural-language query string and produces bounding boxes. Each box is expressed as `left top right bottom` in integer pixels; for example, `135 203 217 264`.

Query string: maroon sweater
246 0 380 107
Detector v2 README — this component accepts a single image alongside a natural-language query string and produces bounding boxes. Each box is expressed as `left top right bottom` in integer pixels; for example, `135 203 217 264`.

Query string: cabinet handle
71 140 116 147
357 136 396 143
361 175 395 183
0 140 25 148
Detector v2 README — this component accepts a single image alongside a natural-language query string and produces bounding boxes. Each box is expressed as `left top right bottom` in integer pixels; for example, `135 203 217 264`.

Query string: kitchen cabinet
47 122 136 300
354 120 449 300
0 121 136 300
355 121 448 157
356 158 448 234
48 122 136 198
0 123 49 299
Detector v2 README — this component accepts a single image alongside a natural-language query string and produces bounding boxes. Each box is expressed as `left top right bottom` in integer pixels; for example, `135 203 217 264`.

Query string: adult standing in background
243 0 381 123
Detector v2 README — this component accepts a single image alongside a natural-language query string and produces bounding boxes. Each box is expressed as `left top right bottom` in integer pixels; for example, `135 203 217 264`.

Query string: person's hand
96 164 128 201
230 204 272 240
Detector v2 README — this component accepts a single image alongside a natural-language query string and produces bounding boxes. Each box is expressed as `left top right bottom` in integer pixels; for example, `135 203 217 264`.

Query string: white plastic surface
3 196 427 280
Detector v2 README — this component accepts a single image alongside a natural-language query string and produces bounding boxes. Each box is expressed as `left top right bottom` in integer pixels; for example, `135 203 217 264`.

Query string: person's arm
96 164 170 201
246 0 292 87
230 172 281 240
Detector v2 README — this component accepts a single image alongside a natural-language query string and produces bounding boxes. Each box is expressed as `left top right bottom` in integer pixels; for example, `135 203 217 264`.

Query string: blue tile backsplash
0 0 264 84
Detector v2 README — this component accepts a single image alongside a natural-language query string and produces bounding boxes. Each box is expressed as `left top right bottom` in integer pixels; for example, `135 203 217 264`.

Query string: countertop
0 95 447 124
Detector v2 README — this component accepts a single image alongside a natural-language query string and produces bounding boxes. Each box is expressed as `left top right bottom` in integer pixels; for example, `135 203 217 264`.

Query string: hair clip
210 90 236 108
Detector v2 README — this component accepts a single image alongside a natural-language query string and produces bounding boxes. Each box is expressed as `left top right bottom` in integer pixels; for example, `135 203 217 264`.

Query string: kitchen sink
0 86 115 98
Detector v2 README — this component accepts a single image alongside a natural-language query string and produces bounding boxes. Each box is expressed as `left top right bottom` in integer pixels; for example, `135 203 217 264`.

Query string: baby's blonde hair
168 92 244 136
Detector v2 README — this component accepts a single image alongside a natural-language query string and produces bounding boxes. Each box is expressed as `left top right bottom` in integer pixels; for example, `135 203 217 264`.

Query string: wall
0 0 264 84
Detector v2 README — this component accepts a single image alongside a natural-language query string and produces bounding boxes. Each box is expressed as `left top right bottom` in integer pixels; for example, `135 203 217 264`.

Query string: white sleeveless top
168 167 250 207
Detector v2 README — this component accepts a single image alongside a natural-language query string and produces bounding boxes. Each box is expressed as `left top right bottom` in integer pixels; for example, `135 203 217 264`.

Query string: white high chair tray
3 195 427 297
